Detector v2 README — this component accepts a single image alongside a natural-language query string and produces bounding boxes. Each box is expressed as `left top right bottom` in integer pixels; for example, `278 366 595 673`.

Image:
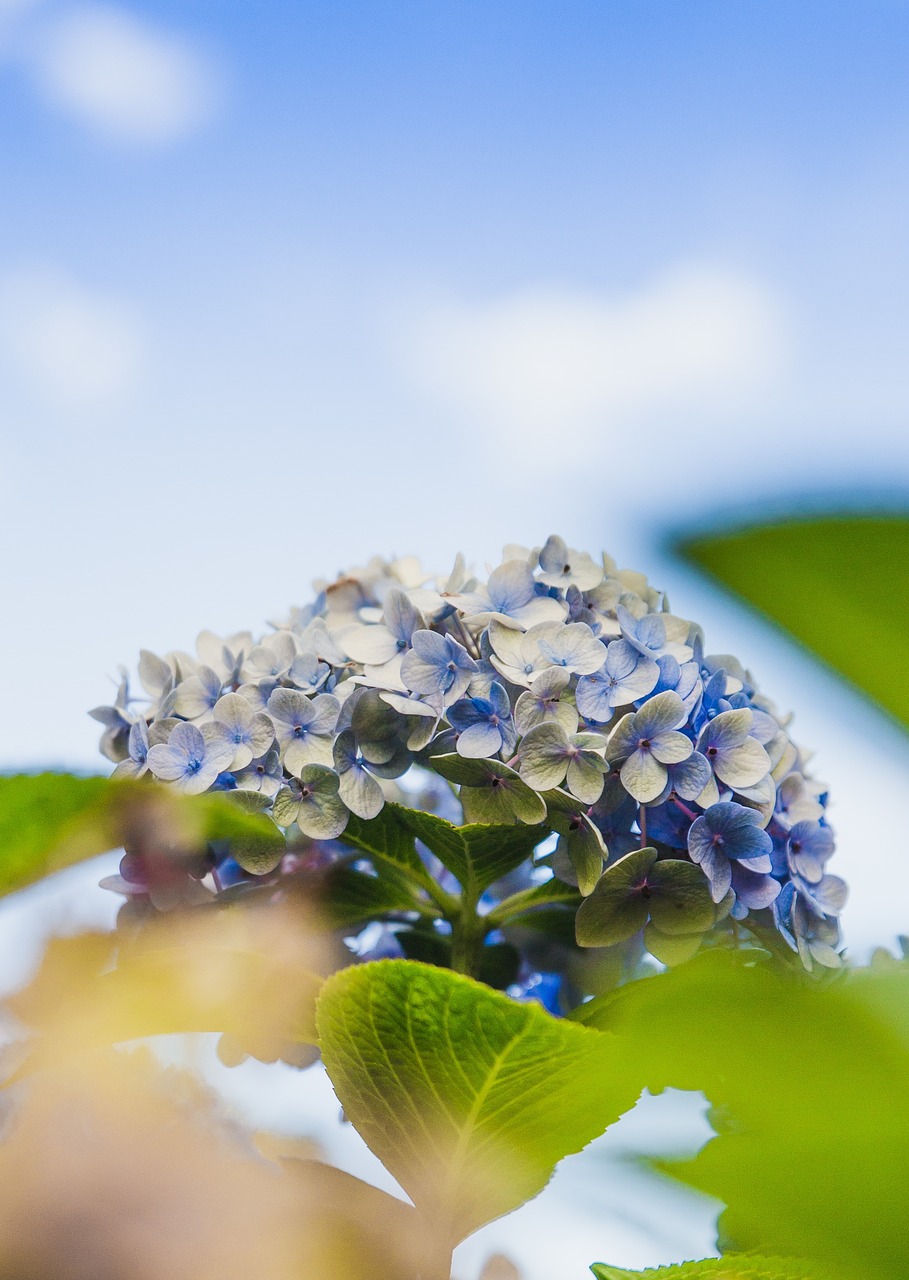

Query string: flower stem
671 794 698 822
449 892 485 978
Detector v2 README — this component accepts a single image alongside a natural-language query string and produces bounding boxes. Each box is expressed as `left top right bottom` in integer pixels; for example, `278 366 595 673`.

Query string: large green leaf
394 806 547 896
678 515 909 728
0 773 288 897
583 954 909 1280
341 804 426 878
317 865 422 929
590 1259 827 1279
316 959 640 1253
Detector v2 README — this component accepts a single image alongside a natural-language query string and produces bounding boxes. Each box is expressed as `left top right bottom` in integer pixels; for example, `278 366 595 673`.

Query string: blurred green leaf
590 1258 827 1278
5 905 326 1072
679 515 909 728
0 773 115 894
584 953 909 1280
316 959 640 1252
0 773 291 896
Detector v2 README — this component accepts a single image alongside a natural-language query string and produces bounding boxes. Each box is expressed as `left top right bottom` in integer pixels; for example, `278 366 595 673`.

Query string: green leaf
0 773 117 894
394 805 547 896
585 954 909 1280
318 866 420 929
679 515 909 729
486 876 583 927
590 1258 828 1279
316 959 640 1251
0 773 291 897
341 804 425 878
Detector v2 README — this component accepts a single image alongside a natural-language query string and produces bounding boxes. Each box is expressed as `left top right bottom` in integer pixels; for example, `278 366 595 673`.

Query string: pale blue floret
537 535 604 592
448 559 566 628
535 621 606 675
687 800 775 904
696 708 771 790
173 665 224 720
333 729 386 819
267 689 340 773
146 721 236 795
639 654 702 717
786 820 836 883
576 638 660 722
111 718 150 779
447 681 516 758
400 629 478 706
607 690 693 803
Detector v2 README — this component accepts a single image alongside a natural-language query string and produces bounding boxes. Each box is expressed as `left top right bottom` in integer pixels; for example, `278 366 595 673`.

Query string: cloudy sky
1 3 908 1270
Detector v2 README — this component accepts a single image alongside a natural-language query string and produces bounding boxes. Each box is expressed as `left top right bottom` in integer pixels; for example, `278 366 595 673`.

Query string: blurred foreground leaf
582 954 909 1280
5 903 331 1071
590 1259 827 1279
0 773 285 897
316 960 640 1261
0 1044 428 1280
679 515 909 728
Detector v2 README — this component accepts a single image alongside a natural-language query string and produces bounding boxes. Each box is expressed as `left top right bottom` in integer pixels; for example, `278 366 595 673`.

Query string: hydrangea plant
92 536 847 1008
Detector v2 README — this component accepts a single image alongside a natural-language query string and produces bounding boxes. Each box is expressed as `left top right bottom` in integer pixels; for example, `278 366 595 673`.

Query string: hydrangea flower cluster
93 536 846 1001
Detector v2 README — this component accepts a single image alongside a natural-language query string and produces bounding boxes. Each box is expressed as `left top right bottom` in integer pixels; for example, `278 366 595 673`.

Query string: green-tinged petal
620 750 667 803
715 737 771 789
565 753 607 805
517 722 571 791
647 860 716 936
555 813 605 896
575 848 657 946
338 766 385 820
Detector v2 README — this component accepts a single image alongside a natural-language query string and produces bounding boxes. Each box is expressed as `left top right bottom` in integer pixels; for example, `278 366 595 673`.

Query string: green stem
485 883 578 930
448 888 486 978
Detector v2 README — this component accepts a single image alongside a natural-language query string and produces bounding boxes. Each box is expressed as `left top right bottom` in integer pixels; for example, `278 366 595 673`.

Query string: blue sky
1 6 909 1269
2 0 907 744
2 0 908 923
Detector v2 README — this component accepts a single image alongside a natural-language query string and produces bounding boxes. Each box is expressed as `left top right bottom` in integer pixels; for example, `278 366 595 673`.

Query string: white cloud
0 268 146 407
396 263 789 439
27 4 220 144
